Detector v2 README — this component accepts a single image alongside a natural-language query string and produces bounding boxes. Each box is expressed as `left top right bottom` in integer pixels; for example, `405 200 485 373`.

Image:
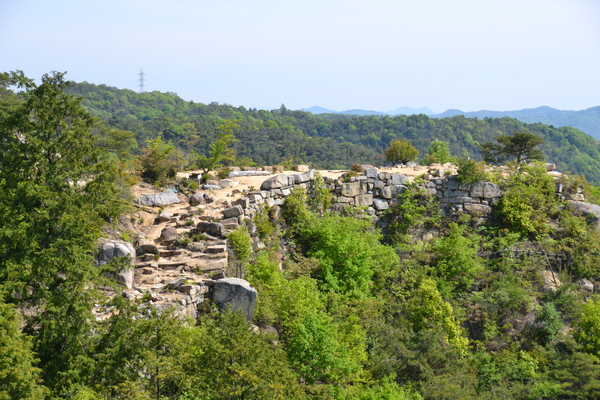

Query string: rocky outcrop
209 278 257 321
96 240 135 289
189 192 204 206
260 174 291 190
569 201 600 230
160 227 179 242
542 270 562 292
136 191 182 207
197 221 225 237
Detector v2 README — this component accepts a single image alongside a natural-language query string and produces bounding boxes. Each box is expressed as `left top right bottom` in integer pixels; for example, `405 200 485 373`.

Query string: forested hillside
67 82 600 184
6 72 600 399
434 106 600 140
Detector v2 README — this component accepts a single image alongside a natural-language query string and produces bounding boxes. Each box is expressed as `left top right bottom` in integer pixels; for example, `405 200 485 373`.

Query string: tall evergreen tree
0 71 125 395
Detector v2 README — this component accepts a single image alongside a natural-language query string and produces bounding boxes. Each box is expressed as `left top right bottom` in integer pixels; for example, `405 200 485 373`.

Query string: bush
217 167 231 180
297 215 399 298
496 163 561 237
139 135 184 185
384 184 441 245
308 172 332 215
226 226 253 262
382 139 419 164
456 158 486 184
431 222 483 297
351 163 363 172
422 140 454 165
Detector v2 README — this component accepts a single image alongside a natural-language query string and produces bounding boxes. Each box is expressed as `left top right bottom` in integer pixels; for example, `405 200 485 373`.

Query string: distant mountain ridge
433 106 600 140
304 105 600 139
302 106 438 116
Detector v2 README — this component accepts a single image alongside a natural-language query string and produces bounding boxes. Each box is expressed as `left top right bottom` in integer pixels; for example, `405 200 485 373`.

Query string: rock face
223 205 243 219
542 270 562 292
161 227 179 242
211 278 257 321
96 240 135 289
569 201 600 229
136 191 181 207
137 239 159 255
189 192 204 206
197 221 224 237
260 174 290 190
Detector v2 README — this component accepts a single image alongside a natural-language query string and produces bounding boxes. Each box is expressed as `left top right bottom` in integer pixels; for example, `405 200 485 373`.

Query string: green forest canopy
66 82 600 184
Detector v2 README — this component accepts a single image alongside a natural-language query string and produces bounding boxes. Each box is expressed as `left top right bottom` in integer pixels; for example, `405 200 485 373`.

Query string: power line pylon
138 68 146 93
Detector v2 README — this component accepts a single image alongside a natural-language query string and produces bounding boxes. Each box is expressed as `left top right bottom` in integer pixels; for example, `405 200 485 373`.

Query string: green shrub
254 206 275 240
217 167 231 180
574 297 600 356
351 163 363 172
282 187 313 228
139 135 183 185
382 139 419 164
384 184 441 245
431 222 483 297
189 231 209 241
227 226 253 262
342 170 360 182
496 163 561 237
308 172 332 215
422 140 454 165
456 158 486 184
297 215 399 298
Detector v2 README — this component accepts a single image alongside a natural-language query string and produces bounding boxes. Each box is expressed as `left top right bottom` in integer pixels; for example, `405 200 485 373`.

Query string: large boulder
569 201 600 230
223 205 243 219
260 174 290 190
161 227 179 242
136 191 181 207
96 240 135 289
137 239 159 255
197 221 224 237
381 185 407 199
156 210 173 223
211 278 257 321
189 192 204 206
355 194 374 207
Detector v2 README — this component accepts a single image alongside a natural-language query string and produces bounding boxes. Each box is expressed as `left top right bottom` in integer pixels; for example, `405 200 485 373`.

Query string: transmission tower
138 68 146 93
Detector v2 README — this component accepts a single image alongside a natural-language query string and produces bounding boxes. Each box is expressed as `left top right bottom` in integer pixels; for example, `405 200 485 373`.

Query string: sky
1 0 599 113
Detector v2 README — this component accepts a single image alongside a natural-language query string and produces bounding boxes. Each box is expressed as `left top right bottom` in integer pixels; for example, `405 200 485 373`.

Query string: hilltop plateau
5 71 600 399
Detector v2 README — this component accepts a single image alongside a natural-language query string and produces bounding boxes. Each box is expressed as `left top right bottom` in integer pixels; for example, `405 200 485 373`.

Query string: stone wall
231 168 503 221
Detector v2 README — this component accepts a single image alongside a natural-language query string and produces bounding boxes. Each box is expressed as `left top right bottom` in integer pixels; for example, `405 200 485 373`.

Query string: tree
182 310 306 400
0 71 126 395
383 139 419 164
139 135 184 185
407 279 469 356
0 297 47 400
297 214 399 298
197 119 240 175
421 140 453 165
480 131 544 165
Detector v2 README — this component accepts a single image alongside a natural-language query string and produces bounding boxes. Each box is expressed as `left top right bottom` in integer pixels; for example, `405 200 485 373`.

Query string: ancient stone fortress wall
238 167 502 220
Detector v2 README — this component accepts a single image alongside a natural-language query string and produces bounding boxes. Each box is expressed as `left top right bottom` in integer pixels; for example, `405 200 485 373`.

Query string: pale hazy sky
1 0 599 113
